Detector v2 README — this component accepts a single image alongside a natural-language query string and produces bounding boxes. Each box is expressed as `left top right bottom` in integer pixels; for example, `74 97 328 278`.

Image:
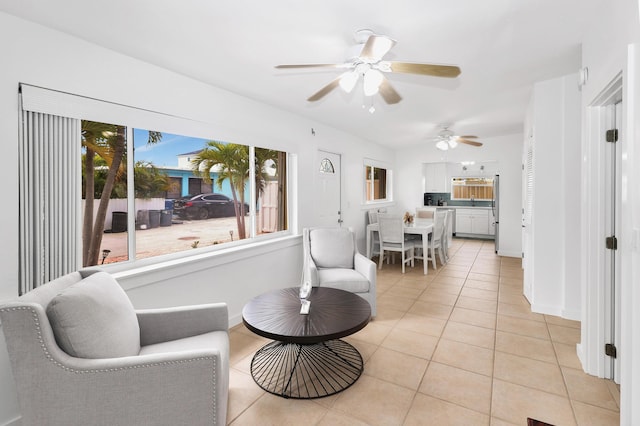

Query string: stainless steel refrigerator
492 174 500 253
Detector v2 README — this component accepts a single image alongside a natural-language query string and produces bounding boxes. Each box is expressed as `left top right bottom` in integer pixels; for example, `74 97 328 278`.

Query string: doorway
603 101 622 382
316 150 342 227
582 73 622 382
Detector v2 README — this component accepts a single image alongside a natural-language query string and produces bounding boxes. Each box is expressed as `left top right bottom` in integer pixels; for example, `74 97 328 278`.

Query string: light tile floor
227 239 620 425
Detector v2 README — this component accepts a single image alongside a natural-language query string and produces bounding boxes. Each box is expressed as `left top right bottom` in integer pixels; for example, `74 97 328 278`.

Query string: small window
319 158 335 173
364 161 391 203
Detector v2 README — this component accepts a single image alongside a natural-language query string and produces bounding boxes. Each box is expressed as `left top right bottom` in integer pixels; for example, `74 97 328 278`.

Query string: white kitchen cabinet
424 162 449 193
455 208 489 235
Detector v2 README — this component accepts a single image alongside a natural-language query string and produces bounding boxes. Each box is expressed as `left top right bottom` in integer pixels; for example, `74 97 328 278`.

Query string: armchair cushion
309 228 355 269
46 271 140 358
139 330 228 358
317 269 371 293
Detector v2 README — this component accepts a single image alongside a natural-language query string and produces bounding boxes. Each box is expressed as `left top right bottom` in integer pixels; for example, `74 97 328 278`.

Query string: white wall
525 74 581 320
0 12 395 424
395 134 523 258
578 1 640 424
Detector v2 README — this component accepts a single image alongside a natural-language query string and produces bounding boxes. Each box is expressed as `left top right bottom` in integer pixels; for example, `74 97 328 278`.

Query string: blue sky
133 129 214 167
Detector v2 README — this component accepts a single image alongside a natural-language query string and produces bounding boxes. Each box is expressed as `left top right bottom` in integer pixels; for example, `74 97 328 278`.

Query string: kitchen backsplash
423 192 492 207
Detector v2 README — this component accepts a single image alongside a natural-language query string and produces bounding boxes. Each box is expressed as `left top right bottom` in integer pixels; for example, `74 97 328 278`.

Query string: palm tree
81 122 162 266
192 142 250 239
192 142 282 240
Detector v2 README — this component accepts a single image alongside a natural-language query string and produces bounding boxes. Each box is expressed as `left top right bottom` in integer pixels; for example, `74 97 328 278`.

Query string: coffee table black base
250 339 364 399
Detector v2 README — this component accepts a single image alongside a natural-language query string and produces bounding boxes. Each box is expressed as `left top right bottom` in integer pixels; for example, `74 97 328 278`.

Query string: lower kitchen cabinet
455 208 490 235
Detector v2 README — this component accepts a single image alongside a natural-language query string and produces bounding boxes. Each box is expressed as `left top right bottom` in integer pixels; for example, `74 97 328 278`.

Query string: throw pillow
47 271 140 358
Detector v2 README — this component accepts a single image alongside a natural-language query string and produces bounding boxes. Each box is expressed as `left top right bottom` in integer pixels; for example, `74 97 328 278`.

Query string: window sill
362 200 395 210
106 234 301 291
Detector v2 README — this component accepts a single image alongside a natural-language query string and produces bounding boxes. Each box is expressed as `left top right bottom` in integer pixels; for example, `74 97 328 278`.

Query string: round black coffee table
242 287 371 399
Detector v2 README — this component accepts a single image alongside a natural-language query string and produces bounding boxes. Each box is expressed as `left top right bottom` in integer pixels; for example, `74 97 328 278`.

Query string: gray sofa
0 270 229 426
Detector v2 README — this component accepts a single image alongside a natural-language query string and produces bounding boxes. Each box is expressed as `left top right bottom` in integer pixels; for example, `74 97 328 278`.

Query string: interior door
604 101 622 382
316 150 342 227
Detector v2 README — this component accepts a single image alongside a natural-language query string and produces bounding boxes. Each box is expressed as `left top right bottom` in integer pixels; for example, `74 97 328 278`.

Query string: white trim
620 41 640 426
363 158 393 205
581 73 623 379
113 234 301 290
20 84 222 141
497 249 522 258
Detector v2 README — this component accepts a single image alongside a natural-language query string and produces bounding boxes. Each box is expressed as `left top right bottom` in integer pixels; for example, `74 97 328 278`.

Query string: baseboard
561 308 581 322
530 302 563 317
497 249 521 258
576 343 586 370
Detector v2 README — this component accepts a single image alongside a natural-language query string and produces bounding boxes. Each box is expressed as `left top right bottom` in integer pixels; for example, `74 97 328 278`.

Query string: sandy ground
99 216 248 263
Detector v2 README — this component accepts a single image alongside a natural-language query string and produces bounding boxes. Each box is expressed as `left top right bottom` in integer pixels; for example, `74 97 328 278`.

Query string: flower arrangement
403 212 414 224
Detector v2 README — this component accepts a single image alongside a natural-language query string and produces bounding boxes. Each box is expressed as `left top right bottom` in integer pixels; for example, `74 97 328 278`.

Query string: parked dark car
173 193 249 220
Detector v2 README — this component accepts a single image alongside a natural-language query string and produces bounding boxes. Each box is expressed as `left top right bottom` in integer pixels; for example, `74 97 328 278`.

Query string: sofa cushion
309 228 354 269
317 269 370 293
46 271 140 358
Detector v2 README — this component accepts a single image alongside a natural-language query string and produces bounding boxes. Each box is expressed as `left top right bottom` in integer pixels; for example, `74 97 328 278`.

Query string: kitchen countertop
430 205 493 209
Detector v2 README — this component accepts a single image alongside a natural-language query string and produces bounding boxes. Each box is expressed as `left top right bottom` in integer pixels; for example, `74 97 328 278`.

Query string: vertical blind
524 134 534 226
18 109 81 294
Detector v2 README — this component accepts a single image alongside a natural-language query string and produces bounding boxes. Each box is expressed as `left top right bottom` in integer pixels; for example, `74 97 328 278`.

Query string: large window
83 125 289 266
364 160 391 203
19 84 290 292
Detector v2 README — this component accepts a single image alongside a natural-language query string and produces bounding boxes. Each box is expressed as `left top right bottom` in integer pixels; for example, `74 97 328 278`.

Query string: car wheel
197 208 209 220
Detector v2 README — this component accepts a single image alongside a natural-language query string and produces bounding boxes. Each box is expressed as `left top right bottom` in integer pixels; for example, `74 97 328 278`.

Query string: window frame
363 158 393 205
21 84 293 274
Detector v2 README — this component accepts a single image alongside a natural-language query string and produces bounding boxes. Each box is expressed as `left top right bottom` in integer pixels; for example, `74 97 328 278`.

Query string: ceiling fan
433 125 483 151
275 29 461 105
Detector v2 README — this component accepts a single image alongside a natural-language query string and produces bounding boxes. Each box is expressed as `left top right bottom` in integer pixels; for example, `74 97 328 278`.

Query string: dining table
366 218 434 275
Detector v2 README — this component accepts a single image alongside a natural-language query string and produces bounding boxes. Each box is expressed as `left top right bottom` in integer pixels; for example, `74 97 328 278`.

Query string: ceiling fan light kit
433 125 483 150
276 29 461 105
363 69 384 96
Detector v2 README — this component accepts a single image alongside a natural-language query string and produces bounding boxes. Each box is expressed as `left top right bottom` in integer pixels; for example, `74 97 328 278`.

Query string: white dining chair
377 214 416 273
415 206 437 219
442 209 452 262
426 210 447 270
367 210 381 258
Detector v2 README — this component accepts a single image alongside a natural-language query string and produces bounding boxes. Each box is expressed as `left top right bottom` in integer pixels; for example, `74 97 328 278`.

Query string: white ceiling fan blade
378 77 402 104
359 35 396 61
275 64 347 69
388 62 461 77
458 138 483 147
307 76 342 102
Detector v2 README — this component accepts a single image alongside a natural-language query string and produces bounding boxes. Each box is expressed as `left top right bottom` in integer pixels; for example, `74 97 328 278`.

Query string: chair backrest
416 207 436 219
368 209 378 224
304 227 356 269
433 210 447 242
377 214 404 244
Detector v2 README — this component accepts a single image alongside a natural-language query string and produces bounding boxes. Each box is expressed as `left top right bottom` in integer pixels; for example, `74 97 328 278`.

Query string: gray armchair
303 227 377 317
0 270 229 426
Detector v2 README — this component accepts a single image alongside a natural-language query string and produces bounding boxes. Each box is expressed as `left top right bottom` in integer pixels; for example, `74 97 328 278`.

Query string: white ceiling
0 0 605 148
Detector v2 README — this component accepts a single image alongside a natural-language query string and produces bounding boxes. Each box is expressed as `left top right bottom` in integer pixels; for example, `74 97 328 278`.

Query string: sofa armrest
304 256 320 287
137 303 228 346
354 252 376 285
44 350 226 426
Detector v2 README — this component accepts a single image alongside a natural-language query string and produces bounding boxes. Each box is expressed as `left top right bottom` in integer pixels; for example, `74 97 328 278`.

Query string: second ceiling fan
276 29 461 104
433 125 483 150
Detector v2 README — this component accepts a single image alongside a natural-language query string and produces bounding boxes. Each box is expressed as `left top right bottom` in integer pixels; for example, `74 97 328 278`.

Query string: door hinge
605 343 617 358
606 129 618 143
605 236 618 250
